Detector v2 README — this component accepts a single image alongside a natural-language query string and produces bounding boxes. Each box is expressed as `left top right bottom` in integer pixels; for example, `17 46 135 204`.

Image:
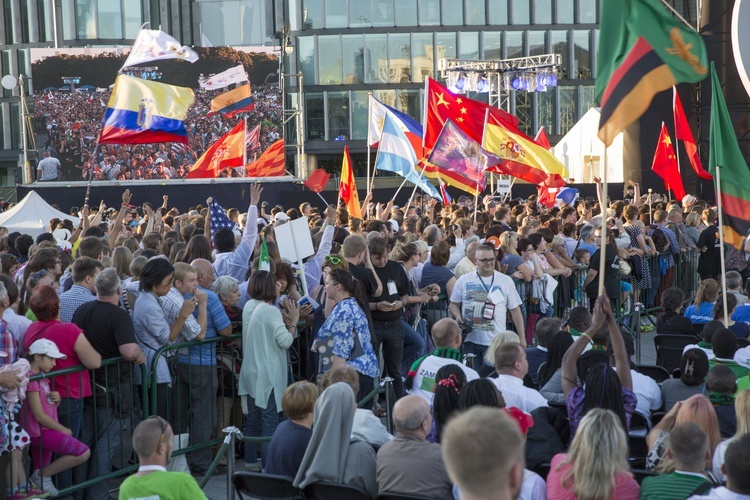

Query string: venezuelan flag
99 75 194 145
209 84 255 117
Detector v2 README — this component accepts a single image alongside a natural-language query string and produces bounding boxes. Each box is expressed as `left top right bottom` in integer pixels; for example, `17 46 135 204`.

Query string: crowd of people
0 177 749 499
31 84 283 182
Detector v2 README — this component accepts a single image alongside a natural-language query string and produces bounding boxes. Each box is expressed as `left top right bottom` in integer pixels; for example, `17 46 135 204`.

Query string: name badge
387 280 398 296
482 302 496 320
487 289 503 304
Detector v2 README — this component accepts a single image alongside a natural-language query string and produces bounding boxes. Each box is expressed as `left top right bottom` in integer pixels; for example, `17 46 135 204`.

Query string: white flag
200 64 249 91
201 33 214 48
120 29 199 72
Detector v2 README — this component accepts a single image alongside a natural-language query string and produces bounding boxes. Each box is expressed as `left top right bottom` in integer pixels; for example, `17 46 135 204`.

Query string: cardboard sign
274 216 315 263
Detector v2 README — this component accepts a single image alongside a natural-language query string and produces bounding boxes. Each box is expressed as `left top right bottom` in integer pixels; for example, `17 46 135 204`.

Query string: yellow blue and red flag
99 74 194 145
209 84 255 117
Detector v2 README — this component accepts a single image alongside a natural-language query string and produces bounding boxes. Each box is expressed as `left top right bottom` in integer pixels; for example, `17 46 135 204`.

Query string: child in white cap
24 339 90 497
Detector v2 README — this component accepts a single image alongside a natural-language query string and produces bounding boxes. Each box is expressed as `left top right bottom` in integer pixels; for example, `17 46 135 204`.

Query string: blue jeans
56 397 84 490
243 391 280 469
82 402 127 500
401 319 426 370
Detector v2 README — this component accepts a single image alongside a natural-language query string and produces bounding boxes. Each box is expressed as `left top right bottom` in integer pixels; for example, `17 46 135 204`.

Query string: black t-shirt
73 300 138 415
370 260 409 322
656 310 695 335
585 246 620 300
697 225 720 277
349 262 377 327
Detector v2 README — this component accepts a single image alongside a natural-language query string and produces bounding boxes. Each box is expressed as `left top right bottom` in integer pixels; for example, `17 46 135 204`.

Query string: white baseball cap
274 212 289 223
28 339 67 359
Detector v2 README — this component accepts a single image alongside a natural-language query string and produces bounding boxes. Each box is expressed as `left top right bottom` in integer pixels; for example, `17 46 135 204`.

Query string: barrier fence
4 249 704 498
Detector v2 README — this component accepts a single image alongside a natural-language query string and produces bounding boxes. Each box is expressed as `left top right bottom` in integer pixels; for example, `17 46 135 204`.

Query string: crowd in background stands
0 179 749 499
31 84 283 182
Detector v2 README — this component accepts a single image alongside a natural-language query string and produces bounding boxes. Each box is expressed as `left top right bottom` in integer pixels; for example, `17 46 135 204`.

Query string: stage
15 178 619 213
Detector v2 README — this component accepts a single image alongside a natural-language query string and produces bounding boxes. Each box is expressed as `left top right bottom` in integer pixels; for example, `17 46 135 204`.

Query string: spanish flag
209 83 255 117
186 121 246 178
596 0 708 147
339 146 361 218
245 139 285 177
99 75 194 144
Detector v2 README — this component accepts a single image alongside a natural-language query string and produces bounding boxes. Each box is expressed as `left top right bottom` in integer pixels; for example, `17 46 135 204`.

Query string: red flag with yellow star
423 77 523 150
651 122 685 200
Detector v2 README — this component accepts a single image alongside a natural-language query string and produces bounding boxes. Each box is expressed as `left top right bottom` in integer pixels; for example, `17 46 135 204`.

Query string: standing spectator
210 184 261 283
57 257 102 323
696 209 720 281
36 151 61 182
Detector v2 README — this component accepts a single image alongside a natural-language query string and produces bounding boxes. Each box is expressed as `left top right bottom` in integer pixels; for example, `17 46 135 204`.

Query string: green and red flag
708 62 750 250
596 0 709 147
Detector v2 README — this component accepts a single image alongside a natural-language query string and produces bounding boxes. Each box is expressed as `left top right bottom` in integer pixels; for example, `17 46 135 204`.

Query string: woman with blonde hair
645 393 721 472
478 331 520 377
713 389 750 482
112 246 133 280
546 408 639 500
684 279 719 325
498 232 532 281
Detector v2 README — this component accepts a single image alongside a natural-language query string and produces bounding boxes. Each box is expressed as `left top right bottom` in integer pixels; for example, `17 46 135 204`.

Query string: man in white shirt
492 342 548 413
449 244 525 361
614 328 662 418
406 318 479 405
689 433 750 499
36 151 61 181
453 241 480 279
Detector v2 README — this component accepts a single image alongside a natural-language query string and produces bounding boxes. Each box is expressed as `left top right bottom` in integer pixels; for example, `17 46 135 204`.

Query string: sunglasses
324 255 342 265
147 415 168 455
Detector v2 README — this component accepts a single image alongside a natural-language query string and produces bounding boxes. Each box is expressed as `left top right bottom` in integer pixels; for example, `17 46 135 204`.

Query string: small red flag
534 127 552 150
673 87 712 180
651 122 686 200
304 168 331 193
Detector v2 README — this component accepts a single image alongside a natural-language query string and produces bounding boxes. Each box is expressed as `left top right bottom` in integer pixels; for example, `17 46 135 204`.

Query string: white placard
274 216 315 263
496 179 512 196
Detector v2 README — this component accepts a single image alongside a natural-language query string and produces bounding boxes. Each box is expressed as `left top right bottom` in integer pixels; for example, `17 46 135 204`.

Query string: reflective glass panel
534 0 552 24
123 0 141 38
483 32 502 60
396 89 422 120
459 32 479 60
389 34 411 83
351 91 369 140
97 0 122 38
418 0 440 26
556 0 573 23
465 0 486 25
573 30 591 79
76 0 97 39
318 35 342 85
511 0 529 24
550 31 569 79
306 92 325 141
364 33 388 84
488 0 507 24
442 0 463 25
579 0 596 23
528 31 546 56
302 0 323 29
506 31 523 58
395 0 418 26
298 36 316 85
328 92 350 140
325 0 347 28
372 0 395 26
350 0 371 27
559 86 577 134
412 32 434 82
342 34 365 84
436 32 456 60
538 88 556 134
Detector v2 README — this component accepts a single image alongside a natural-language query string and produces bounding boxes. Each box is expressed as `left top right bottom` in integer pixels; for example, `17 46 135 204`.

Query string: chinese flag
673 87 712 180
651 122 686 200
423 77 523 150
304 168 331 193
339 146 361 218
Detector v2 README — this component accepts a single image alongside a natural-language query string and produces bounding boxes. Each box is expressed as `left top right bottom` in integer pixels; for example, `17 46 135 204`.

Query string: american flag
209 197 238 234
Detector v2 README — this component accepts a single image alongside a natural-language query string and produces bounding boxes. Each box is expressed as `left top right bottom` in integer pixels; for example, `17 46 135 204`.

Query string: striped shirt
58 284 96 323
640 471 709 500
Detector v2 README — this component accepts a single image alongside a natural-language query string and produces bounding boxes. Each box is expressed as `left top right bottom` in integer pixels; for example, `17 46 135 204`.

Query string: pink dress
546 453 640 500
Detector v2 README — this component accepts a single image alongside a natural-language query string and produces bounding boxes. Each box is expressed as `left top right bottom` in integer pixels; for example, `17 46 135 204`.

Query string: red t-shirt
23 320 92 399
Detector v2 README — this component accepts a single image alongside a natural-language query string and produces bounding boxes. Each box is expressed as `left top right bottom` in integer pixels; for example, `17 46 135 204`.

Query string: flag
209 84 255 117
208 197 238 234
375 113 440 198
258 237 270 271
537 173 567 208
246 123 261 153
424 120 488 196
120 29 198 71
423 77 523 150
651 122 686 200
200 64 248 90
245 139 285 177
556 187 579 207
673 87 711 179
708 62 750 249
304 168 331 193
99 74 194 145
484 109 568 184
535 127 551 149
186 121 246 178
596 0 708 147
201 32 214 48
339 146 362 218
368 96 424 157
439 178 452 206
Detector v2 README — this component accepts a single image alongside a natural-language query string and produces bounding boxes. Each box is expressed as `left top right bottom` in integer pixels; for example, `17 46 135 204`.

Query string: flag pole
392 175 411 201
715 164 729 324
599 146 608 296
502 177 517 204
473 182 479 222
406 163 428 211
315 192 329 206
367 93 373 195
242 117 247 178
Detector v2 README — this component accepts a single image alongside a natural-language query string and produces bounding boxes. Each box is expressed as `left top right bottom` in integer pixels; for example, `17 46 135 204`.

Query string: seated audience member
662 349 709 412
430 365 466 443
692 434 750 499
657 287 695 335
710 328 749 382
684 279 719 325
293 382 377 497
610 327 662 419
405 318 478 405
265 382 318 478
376 395 453 499
640 423 713 500
713 389 750 483
539 331 575 404
706 365 738 438
562 295 636 435
716 293 750 339
646 394 721 472
684 320 723 359
322 365 392 448
479 330 522 377
564 306 592 341
442 407 525 500
725 270 747 306
459 378 506 410
503 407 547 500
493 342 548 413
546 409 639 500
526 318 560 386
118 416 207 499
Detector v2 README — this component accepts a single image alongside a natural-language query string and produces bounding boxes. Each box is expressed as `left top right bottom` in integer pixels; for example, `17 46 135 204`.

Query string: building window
328 91 350 140
395 0 417 26
342 34 365 84
318 35 342 85
372 0 395 27
418 0 440 26
506 31 523 59
538 87 557 135
511 0 529 24
389 33 411 83
459 32 479 60
97 0 122 39
298 36 316 85
76 0 98 39
488 0 508 25
306 92 325 141
580 85 595 116
122 0 141 38
578 0 596 23
483 32 502 60
550 30 569 79
436 32 456 61
396 89 422 120
412 32 434 82
465 0 486 25
556 0 573 23
364 33 388 84
534 0 552 24
442 0 463 25
350 0 371 27
324 0 347 28
302 0 323 29
528 31 546 56
573 30 591 79
559 85 577 134
351 91 369 140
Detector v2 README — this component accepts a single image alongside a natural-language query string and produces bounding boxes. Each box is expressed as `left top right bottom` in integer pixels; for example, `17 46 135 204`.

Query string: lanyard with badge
477 272 496 320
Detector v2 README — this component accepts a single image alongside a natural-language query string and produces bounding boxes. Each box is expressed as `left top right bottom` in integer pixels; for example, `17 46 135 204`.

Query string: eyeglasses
476 258 495 264
29 270 49 286
146 415 168 455
324 255 342 265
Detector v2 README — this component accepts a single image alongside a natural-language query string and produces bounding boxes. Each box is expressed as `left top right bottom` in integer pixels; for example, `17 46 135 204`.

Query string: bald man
173 260 232 475
376 395 453 499
119 417 206 499
453 241 480 278
405 318 478 405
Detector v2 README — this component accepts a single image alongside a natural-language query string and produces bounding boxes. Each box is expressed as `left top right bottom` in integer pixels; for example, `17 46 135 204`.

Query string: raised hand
250 183 263 206
122 189 132 205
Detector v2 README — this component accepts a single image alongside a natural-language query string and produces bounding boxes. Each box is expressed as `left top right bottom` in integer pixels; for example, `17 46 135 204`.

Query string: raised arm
108 189 131 250
602 296 632 391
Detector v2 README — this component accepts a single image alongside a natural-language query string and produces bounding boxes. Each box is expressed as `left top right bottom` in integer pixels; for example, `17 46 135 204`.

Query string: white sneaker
29 470 58 497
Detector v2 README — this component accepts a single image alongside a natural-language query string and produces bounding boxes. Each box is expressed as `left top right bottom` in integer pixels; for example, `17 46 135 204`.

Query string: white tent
553 107 627 183
0 191 80 239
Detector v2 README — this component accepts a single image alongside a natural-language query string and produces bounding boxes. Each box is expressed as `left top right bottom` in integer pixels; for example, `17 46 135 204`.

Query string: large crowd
0 179 749 500
31 84 283 182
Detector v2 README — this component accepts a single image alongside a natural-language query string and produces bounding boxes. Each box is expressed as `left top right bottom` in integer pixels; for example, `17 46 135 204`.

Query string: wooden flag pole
599 147 608 297
715 164 729 324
